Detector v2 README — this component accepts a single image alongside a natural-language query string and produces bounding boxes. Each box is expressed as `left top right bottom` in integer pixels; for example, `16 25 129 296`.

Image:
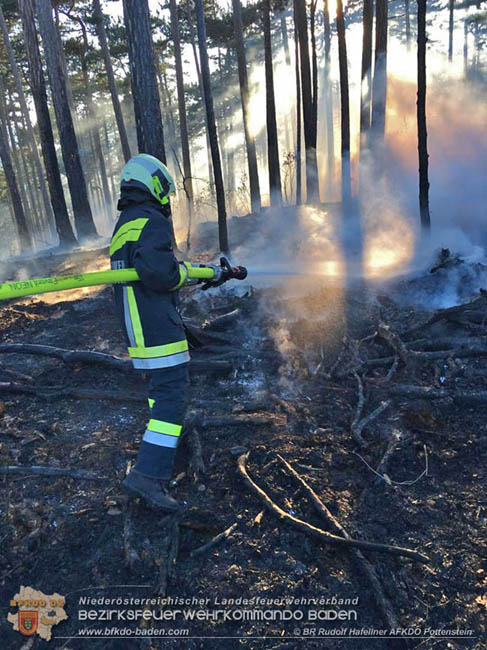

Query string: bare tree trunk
263 0 282 207
323 0 331 62
122 0 166 163
0 86 31 235
76 16 112 217
417 0 430 231
0 101 31 250
280 13 295 155
294 4 302 206
359 0 373 139
92 0 131 162
336 0 351 204
35 0 97 241
194 0 228 252
54 7 76 121
0 5 54 231
310 0 318 147
323 0 334 198
294 0 319 203
186 0 215 194
448 0 454 62
232 0 261 213
405 0 411 49
371 0 388 138
169 0 193 235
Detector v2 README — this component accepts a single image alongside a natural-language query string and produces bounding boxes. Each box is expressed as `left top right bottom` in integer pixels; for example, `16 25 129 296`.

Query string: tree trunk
232 0 261 213
0 85 31 236
194 0 229 253
322 0 334 198
371 0 388 138
185 1 215 193
92 0 131 162
405 0 411 49
359 0 373 138
262 0 282 207
77 16 112 217
310 0 318 148
417 0 430 231
35 0 97 241
0 4 55 237
336 0 351 204
169 0 194 234
294 3 302 206
280 13 295 155
122 0 166 163
448 0 454 62
294 0 319 203
0 101 31 250
54 8 77 122
323 0 331 62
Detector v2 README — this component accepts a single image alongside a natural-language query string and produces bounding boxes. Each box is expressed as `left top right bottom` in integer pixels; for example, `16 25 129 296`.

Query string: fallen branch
237 452 429 563
277 455 404 630
352 400 392 447
197 415 279 428
0 343 233 375
351 372 366 445
0 343 129 370
0 381 146 402
203 308 240 330
0 366 34 383
0 465 106 480
364 346 487 371
190 522 238 557
155 516 180 597
383 384 487 405
188 428 206 476
377 322 409 364
123 501 141 570
403 291 487 338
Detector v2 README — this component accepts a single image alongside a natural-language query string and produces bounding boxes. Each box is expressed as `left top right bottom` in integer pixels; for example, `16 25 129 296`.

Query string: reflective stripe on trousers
142 418 182 448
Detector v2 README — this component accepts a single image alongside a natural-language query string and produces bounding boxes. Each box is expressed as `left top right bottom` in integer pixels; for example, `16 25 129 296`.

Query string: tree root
237 452 429 563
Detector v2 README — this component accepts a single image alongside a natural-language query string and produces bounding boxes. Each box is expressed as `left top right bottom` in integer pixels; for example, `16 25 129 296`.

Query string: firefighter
110 154 209 511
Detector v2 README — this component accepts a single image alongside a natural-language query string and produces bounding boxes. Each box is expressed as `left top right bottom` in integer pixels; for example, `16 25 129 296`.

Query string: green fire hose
0 266 215 302
0 257 248 302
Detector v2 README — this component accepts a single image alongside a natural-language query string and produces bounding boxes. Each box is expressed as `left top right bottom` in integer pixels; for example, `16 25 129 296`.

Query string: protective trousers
133 364 190 479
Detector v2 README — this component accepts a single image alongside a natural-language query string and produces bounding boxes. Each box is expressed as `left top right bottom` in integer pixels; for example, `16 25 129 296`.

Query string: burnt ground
0 247 486 650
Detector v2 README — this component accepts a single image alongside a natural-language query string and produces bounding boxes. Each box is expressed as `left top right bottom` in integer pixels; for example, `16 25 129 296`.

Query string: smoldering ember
0 0 485 648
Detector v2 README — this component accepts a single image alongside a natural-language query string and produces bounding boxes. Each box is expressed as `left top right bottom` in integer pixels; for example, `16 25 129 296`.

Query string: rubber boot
122 469 180 511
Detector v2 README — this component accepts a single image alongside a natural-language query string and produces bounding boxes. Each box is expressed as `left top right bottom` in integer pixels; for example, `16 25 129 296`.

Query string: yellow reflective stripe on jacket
109 218 148 256
128 338 188 359
126 286 145 347
147 419 182 437
148 398 155 409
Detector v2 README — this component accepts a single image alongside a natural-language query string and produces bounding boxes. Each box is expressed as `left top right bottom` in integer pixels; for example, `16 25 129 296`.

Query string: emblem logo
18 610 38 636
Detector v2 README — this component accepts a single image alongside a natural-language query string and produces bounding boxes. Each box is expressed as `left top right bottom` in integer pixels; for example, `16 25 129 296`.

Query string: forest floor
0 237 486 650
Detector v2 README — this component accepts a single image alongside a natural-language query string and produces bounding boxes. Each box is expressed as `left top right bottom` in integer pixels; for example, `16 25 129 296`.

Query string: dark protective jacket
110 187 190 370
